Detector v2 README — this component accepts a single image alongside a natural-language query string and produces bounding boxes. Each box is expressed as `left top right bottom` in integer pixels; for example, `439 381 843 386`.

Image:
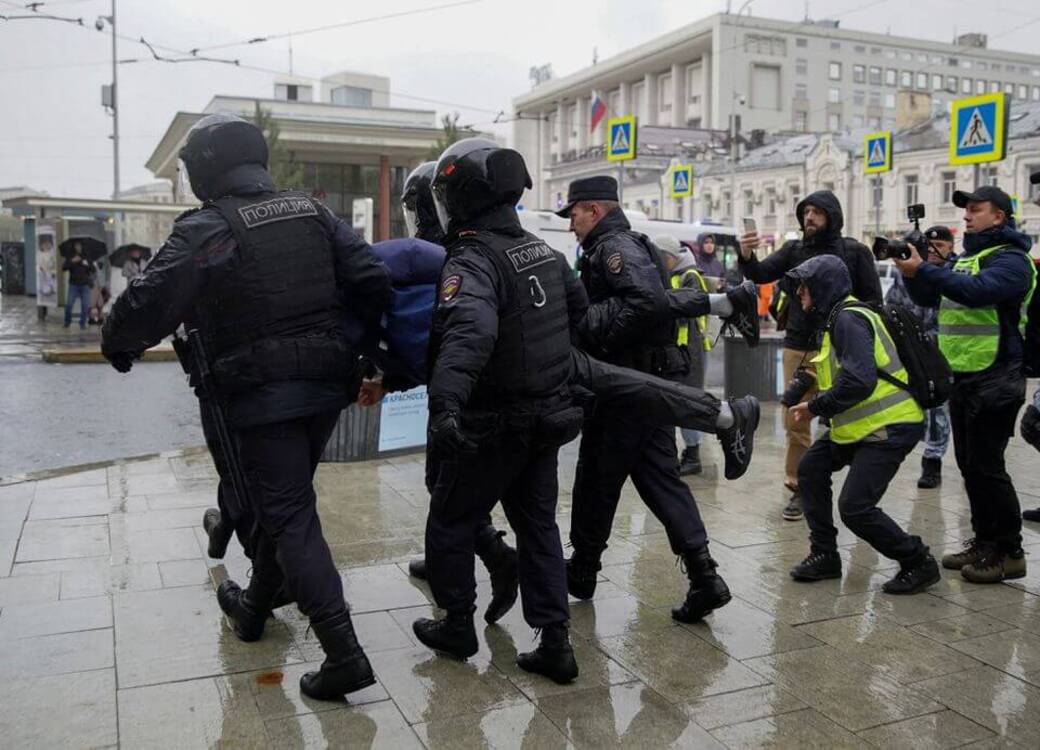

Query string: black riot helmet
177 114 269 201
401 161 440 241
430 137 532 232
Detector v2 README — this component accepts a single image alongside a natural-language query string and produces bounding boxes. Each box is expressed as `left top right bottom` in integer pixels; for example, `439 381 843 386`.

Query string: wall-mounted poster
35 223 58 308
1 242 26 294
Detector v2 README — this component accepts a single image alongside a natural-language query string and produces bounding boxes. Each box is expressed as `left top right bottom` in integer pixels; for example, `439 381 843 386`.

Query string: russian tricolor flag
590 92 607 134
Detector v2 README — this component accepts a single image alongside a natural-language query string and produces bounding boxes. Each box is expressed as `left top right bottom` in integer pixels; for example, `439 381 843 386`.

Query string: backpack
834 300 954 410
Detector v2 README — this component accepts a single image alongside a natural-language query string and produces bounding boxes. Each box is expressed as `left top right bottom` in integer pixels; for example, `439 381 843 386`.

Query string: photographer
884 225 956 489
785 255 938 595
895 186 1036 583
739 190 881 521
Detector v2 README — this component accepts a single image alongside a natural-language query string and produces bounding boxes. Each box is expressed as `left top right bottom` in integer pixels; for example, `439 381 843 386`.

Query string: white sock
716 402 734 430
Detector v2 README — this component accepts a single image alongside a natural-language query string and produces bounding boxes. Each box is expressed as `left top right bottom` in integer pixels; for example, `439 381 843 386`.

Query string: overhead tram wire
186 0 483 55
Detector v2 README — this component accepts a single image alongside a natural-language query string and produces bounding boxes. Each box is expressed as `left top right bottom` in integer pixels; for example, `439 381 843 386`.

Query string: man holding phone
738 190 881 521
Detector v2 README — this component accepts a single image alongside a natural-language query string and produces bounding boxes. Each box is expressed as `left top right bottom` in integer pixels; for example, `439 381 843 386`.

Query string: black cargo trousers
198 399 256 558
424 419 569 628
235 409 347 622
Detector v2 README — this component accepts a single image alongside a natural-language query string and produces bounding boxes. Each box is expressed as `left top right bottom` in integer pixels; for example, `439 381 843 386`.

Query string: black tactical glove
428 410 477 456
1021 405 1040 452
106 351 136 374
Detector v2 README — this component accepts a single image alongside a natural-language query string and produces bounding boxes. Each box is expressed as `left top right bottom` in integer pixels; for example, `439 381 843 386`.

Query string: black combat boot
476 530 519 624
679 445 703 476
917 457 942 489
413 609 479 659
299 610 376 700
566 551 601 600
716 396 760 480
672 548 732 623
516 622 579 684
217 579 270 642
789 550 842 581
407 557 427 580
202 507 233 560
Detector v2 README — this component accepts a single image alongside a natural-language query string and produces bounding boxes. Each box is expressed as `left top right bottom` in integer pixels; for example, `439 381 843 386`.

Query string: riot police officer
413 138 584 684
398 161 520 626
558 175 759 625
101 114 392 701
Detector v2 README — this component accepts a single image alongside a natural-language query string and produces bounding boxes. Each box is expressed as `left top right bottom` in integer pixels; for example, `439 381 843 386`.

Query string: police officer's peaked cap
952 185 1014 217
556 176 619 218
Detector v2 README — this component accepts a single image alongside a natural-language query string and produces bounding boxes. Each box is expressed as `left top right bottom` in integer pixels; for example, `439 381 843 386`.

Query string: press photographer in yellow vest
785 256 938 595
894 185 1036 583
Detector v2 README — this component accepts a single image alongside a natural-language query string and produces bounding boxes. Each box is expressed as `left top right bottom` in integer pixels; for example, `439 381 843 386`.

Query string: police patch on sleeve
606 252 624 274
440 274 462 303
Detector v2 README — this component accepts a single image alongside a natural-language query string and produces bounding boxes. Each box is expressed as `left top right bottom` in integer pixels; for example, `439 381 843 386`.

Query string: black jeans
199 400 256 558
570 411 708 557
236 410 345 623
798 423 926 563
425 432 568 628
950 368 1025 552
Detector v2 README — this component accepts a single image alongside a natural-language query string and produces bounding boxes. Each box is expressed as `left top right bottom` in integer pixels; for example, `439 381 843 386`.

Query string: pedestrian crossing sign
949 93 1008 166
606 115 637 162
670 165 693 198
863 131 892 174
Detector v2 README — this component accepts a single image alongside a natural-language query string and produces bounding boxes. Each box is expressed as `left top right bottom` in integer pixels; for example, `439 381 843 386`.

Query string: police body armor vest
813 296 924 444
581 230 688 376
199 191 350 393
460 230 573 408
938 244 1037 374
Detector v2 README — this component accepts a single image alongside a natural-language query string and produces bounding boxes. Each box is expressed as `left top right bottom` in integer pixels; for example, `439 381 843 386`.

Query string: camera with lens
872 204 928 261
781 366 817 408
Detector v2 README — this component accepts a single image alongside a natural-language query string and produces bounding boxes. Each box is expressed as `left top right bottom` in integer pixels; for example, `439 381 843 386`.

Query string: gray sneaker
782 492 803 521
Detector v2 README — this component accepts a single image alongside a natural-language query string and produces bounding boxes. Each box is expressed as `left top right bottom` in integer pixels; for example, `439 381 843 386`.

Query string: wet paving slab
1 402 1040 747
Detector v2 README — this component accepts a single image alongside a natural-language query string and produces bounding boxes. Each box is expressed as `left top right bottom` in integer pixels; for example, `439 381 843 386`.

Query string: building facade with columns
146 72 441 241
690 101 1040 254
512 11 1040 213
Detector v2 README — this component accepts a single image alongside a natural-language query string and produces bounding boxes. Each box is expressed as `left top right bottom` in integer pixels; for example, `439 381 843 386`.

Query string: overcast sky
1 0 1038 197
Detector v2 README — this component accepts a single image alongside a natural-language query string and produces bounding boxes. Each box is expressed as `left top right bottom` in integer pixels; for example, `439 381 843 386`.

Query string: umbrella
59 236 107 262
108 243 152 268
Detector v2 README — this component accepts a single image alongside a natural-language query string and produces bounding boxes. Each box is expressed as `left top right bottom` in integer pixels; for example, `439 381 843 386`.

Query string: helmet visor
432 185 451 234
176 158 198 203
403 206 419 238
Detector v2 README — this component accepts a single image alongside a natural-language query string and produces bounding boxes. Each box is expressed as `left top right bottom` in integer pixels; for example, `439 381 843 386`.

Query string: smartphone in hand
742 217 757 233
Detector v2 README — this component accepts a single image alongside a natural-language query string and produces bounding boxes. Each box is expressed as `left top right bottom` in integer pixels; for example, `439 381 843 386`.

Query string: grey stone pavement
2 399 1040 749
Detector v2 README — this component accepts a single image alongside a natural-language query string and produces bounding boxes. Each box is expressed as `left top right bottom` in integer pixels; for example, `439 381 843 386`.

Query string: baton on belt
172 329 248 520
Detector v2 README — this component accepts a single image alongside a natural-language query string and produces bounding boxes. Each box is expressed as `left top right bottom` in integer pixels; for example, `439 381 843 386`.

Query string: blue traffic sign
949 93 1008 166
606 115 637 162
670 165 693 198
863 131 891 174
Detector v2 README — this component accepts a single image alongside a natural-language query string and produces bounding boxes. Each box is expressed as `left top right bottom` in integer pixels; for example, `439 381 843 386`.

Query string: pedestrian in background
695 233 726 288
884 225 956 488
62 242 95 329
656 233 712 476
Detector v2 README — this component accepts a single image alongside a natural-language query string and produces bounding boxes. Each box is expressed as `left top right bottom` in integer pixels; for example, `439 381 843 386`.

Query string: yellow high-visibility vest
670 268 712 352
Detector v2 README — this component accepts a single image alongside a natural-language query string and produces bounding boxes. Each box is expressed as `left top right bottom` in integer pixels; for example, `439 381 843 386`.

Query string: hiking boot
566 551 601 600
679 445 703 476
723 281 761 348
217 579 270 642
961 549 1027 583
917 457 942 489
407 557 427 580
717 396 759 480
941 539 989 570
476 531 519 625
413 610 479 659
883 554 941 595
789 550 842 581
203 507 233 560
782 492 803 521
299 610 376 700
672 548 732 623
516 622 579 684
1023 509 1040 523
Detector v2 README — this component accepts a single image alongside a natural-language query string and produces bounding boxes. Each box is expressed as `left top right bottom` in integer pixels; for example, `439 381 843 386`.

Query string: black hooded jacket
738 189 881 351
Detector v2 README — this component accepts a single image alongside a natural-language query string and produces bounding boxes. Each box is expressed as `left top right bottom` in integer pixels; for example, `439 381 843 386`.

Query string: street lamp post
97 1 118 200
